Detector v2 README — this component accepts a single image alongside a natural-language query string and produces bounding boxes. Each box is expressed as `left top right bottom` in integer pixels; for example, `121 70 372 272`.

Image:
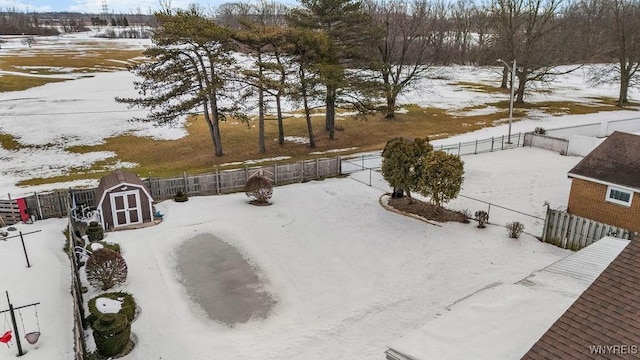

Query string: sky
0 0 296 14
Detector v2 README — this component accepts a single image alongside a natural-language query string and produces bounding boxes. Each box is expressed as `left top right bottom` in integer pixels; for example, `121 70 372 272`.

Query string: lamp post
497 59 516 144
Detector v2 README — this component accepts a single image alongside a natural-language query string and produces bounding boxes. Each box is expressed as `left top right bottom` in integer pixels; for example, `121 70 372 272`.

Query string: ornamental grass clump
245 175 273 205
506 221 525 239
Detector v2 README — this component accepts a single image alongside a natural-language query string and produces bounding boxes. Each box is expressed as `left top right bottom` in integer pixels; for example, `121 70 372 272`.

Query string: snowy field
0 32 638 197
0 31 638 360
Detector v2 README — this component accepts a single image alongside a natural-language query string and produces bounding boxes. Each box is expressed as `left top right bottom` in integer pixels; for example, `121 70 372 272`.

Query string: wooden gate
0 199 20 225
542 209 635 250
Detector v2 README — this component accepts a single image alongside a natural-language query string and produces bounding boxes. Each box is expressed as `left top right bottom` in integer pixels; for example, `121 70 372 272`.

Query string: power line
0 109 150 116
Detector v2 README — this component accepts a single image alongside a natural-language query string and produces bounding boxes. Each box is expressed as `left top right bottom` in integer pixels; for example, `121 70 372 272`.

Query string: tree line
106 0 636 157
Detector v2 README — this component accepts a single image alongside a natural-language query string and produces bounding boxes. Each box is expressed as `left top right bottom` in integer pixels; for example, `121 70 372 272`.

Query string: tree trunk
300 67 316 148
276 94 284 145
258 88 266 153
304 95 316 148
326 88 336 140
210 96 224 156
501 66 508 88
386 93 396 119
515 73 526 104
618 63 629 107
257 53 266 153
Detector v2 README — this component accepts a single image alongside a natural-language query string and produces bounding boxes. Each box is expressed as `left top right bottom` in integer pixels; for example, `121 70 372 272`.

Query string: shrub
86 241 121 254
87 292 137 326
381 137 433 201
534 127 547 135
86 249 128 291
245 175 273 205
86 221 104 242
92 313 131 357
474 210 489 228
416 151 465 207
173 190 189 202
506 221 525 239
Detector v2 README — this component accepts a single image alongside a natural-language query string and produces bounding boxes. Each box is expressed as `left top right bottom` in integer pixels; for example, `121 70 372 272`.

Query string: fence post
474 140 478 154
183 172 188 194
458 142 461 155
274 164 278 186
215 168 220 195
338 155 342 175
316 158 320 179
300 160 304 182
501 135 504 150
34 191 42 220
491 137 494 152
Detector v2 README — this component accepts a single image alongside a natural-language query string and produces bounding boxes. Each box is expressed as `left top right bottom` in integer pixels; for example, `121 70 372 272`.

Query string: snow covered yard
0 218 73 360
1 145 582 360
81 153 570 359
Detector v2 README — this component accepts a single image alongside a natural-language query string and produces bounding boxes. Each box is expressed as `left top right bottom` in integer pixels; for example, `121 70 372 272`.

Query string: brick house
567 131 640 233
522 234 640 359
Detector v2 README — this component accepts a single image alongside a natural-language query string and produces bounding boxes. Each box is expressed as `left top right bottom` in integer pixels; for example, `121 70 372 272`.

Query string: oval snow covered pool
176 233 276 326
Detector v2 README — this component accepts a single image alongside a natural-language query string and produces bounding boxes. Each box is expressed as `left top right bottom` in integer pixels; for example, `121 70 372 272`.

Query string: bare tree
490 0 575 103
368 0 439 118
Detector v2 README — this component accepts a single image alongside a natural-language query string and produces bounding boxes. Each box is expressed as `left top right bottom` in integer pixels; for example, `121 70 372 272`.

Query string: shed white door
110 190 142 227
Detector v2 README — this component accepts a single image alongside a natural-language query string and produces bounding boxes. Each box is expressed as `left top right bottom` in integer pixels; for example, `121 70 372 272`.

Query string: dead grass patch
0 133 21 150
0 74 68 92
18 95 626 186
454 81 505 94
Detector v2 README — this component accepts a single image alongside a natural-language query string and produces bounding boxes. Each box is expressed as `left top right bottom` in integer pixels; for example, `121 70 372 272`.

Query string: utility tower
102 0 109 24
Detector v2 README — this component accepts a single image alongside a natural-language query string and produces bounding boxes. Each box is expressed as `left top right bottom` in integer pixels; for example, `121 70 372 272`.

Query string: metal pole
6 292 25 356
19 231 31 268
508 59 516 144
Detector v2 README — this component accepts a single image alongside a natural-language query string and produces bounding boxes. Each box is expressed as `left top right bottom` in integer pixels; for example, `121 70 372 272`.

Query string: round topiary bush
87 292 137 326
86 248 128 291
173 190 189 202
92 313 131 357
86 221 104 242
245 175 273 205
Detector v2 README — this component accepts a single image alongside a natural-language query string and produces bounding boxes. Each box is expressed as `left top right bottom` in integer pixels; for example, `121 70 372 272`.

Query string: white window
606 186 633 207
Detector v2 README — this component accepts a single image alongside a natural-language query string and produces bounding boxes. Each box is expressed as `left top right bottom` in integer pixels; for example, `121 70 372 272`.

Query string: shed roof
568 131 640 190
523 235 640 359
96 170 152 205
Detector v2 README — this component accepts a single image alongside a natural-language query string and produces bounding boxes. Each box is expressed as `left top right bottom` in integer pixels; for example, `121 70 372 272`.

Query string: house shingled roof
522 234 640 360
567 131 640 190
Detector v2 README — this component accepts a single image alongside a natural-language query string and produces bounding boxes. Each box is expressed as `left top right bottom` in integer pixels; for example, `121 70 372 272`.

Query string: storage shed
96 170 154 230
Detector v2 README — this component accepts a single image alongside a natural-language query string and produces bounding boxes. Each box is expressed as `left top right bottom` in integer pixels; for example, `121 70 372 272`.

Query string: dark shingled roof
522 235 640 360
96 170 149 200
568 131 640 190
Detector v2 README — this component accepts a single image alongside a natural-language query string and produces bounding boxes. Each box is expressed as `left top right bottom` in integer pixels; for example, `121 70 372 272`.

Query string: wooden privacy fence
542 209 635 250
147 157 341 200
11 156 342 221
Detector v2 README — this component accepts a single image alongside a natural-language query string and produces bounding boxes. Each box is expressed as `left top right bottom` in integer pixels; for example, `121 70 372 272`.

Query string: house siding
567 178 640 233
